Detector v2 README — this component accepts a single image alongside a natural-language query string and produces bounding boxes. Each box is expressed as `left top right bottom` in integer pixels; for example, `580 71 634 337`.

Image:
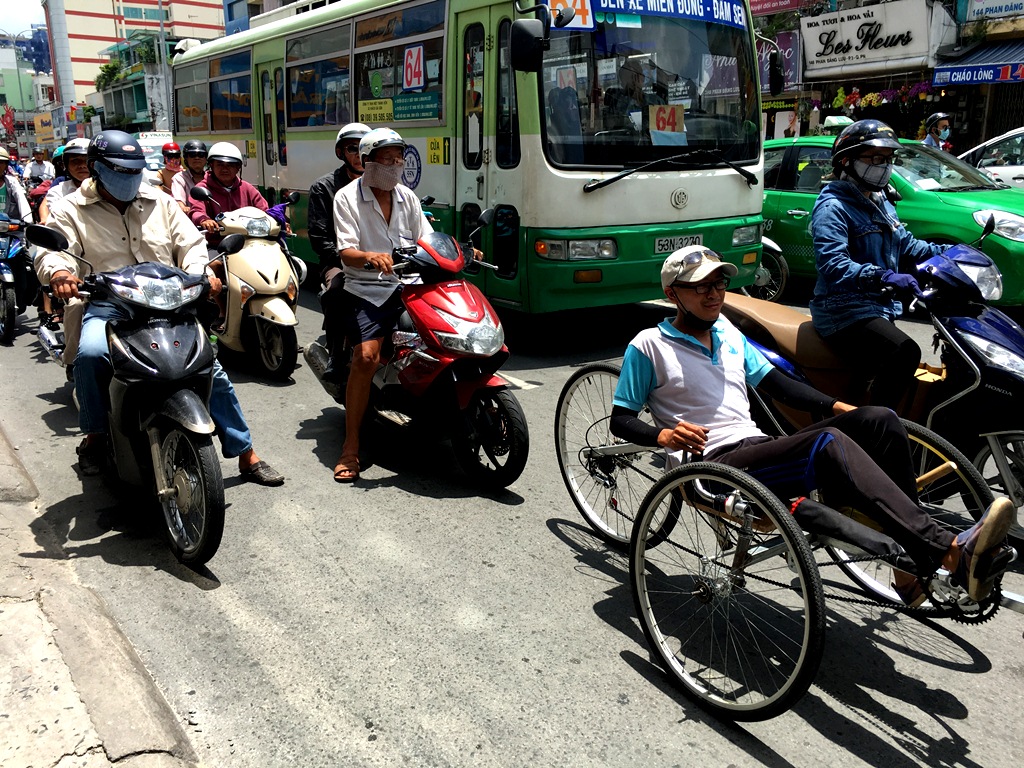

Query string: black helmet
831 119 901 172
87 130 147 171
183 139 208 157
926 112 952 132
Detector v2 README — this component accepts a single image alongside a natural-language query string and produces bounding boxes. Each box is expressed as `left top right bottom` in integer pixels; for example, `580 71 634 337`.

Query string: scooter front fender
455 374 508 410
248 295 298 326
144 389 216 435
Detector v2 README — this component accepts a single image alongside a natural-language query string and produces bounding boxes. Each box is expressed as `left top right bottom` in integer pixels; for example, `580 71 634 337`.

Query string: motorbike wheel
158 427 225 565
246 318 298 381
739 246 788 303
0 284 17 343
454 389 529 489
973 433 1024 544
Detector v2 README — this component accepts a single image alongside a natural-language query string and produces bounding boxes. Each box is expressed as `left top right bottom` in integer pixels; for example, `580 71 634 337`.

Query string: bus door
455 9 524 308
255 63 288 204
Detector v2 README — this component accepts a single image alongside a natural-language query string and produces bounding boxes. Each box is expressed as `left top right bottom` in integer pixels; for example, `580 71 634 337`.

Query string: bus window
463 24 484 169
352 0 445 125
285 24 351 128
275 68 287 165
262 71 274 166
496 19 520 169
210 50 252 131
174 61 209 133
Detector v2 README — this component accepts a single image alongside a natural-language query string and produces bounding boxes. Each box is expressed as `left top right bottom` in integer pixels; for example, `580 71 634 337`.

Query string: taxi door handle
787 209 810 217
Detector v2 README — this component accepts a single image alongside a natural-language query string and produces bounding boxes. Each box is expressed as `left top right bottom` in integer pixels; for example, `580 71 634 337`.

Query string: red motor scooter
305 209 529 489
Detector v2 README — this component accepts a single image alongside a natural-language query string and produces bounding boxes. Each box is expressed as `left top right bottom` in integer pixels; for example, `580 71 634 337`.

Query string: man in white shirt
330 128 432 482
22 146 55 183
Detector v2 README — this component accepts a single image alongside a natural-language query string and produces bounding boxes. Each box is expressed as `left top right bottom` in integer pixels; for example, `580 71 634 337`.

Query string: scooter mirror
285 190 301 205
189 186 212 202
981 213 996 243
25 224 69 252
218 234 246 255
477 208 495 228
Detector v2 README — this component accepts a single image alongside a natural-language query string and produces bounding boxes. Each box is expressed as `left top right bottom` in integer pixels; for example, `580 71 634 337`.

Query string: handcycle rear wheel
555 363 666 547
825 419 994 606
631 462 826 721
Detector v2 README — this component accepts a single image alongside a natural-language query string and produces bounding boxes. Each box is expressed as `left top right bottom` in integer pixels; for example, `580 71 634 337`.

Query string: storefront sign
933 62 1024 86
750 0 804 16
33 114 54 143
966 0 1024 21
800 0 930 76
758 31 801 93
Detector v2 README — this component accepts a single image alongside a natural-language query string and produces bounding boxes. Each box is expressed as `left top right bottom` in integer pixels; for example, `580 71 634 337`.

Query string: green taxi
762 136 1024 306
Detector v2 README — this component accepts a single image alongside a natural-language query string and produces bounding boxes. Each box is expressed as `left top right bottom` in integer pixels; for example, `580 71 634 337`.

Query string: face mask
939 128 951 141
852 159 893 191
164 157 182 171
362 161 404 191
94 162 144 202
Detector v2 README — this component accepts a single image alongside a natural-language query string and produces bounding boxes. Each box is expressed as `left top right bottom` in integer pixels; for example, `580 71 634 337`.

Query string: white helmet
207 141 243 165
63 137 91 158
335 122 371 148
359 128 405 165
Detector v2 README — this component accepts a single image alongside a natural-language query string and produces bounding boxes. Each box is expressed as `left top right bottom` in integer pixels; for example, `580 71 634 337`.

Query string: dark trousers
823 317 920 410
705 407 954 574
320 267 348 360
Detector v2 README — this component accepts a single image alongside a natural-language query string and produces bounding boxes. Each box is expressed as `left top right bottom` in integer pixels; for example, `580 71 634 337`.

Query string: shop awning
933 41 1024 87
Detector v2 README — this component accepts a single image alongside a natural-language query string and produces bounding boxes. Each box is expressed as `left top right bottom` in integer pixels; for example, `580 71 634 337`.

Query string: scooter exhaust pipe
37 325 65 365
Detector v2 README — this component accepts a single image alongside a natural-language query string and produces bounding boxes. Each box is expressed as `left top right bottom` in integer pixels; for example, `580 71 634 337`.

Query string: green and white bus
172 0 768 313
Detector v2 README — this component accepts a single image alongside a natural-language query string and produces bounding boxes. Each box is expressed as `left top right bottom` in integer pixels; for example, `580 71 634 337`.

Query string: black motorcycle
27 225 226 565
0 213 35 343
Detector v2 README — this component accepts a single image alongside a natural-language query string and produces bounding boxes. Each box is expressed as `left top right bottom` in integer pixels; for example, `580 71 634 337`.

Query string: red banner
750 0 805 16
1 104 14 136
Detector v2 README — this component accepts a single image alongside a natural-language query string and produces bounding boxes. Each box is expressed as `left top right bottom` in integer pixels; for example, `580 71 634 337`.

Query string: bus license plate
655 235 702 254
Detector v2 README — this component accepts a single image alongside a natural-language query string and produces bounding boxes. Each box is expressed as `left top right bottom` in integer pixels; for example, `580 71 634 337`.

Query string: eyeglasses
343 145 360 154
860 154 895 166
673 278 730 295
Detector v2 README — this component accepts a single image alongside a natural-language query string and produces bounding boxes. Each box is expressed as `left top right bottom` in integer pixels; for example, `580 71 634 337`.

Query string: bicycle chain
741 554 1002 623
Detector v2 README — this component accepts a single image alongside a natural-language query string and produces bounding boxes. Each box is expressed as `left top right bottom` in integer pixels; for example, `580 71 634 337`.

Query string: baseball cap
660 245 739 291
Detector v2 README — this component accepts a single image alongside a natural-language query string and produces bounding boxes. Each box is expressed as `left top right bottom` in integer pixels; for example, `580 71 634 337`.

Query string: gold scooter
190 187 301 380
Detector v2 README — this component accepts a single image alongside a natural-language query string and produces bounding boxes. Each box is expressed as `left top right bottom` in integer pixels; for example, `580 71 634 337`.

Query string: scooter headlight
434 308 504 356
109 275 202 309
245 217 273 237
962 332 1024 381
958 262 1003 301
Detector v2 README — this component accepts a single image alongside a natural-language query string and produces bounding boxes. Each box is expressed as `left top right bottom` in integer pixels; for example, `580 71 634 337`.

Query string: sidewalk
0 426 199 768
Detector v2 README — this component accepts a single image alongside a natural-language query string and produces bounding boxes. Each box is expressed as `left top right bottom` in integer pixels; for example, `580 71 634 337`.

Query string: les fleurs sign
800 0 930 77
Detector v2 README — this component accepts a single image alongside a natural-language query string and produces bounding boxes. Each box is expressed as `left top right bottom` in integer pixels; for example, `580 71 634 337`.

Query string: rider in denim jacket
810 120 946 409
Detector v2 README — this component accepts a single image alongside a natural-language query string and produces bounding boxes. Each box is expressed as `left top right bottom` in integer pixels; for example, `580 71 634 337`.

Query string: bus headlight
535 239 617 260
732 224 761 247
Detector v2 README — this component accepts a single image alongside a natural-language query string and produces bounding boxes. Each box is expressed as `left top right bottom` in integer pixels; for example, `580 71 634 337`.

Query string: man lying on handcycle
610 245 1016 606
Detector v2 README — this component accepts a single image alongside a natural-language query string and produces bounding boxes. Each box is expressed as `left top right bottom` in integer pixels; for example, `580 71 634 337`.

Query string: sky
3 3 48 37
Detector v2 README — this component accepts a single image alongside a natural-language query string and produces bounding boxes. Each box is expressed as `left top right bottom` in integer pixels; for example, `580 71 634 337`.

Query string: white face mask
362 161 404 191
852 159 893 191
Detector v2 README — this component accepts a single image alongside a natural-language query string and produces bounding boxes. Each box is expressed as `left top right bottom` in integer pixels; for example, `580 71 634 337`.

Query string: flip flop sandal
334 454 360 483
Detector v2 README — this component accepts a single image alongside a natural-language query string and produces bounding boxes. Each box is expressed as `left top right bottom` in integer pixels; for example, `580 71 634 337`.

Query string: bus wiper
583 148 757 193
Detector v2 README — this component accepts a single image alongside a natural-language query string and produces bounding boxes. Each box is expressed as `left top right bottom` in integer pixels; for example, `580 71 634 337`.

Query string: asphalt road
3 293 1023 768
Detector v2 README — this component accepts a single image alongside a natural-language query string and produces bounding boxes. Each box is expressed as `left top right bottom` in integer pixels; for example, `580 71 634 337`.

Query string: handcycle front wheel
555 363 665 547
630 462 826 721
825 419 995 610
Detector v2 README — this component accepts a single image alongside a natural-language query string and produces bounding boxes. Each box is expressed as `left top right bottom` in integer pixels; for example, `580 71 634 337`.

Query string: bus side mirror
768 50 785 96
511 19 545 72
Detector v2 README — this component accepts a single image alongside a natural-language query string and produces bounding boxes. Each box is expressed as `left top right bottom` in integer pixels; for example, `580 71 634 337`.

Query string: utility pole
157 0 172 130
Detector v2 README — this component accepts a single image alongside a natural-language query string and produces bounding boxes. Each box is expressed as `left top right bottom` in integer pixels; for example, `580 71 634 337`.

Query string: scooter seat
722 293 847 371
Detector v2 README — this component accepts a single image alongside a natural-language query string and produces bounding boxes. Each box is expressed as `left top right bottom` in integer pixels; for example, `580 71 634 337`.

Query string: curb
0 426 38 503
0 421 199 767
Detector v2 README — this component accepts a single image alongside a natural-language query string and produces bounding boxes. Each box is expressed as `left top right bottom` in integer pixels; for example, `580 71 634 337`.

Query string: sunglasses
343 145 360 154
99 159 142 175
859 154 895 166
673 278 730 295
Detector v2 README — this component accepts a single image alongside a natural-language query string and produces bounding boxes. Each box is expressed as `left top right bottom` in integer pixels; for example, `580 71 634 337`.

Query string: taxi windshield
539 8 758 170
895 143 1000 192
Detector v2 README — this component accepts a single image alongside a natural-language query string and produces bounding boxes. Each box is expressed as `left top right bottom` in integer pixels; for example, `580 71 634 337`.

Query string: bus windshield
540 13 759 169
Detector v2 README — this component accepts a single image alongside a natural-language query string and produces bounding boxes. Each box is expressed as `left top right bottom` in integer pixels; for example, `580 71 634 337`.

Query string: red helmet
162 142 181 156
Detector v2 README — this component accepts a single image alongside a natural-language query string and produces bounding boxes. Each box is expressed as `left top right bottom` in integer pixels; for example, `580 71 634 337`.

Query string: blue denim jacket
809 180 943 336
